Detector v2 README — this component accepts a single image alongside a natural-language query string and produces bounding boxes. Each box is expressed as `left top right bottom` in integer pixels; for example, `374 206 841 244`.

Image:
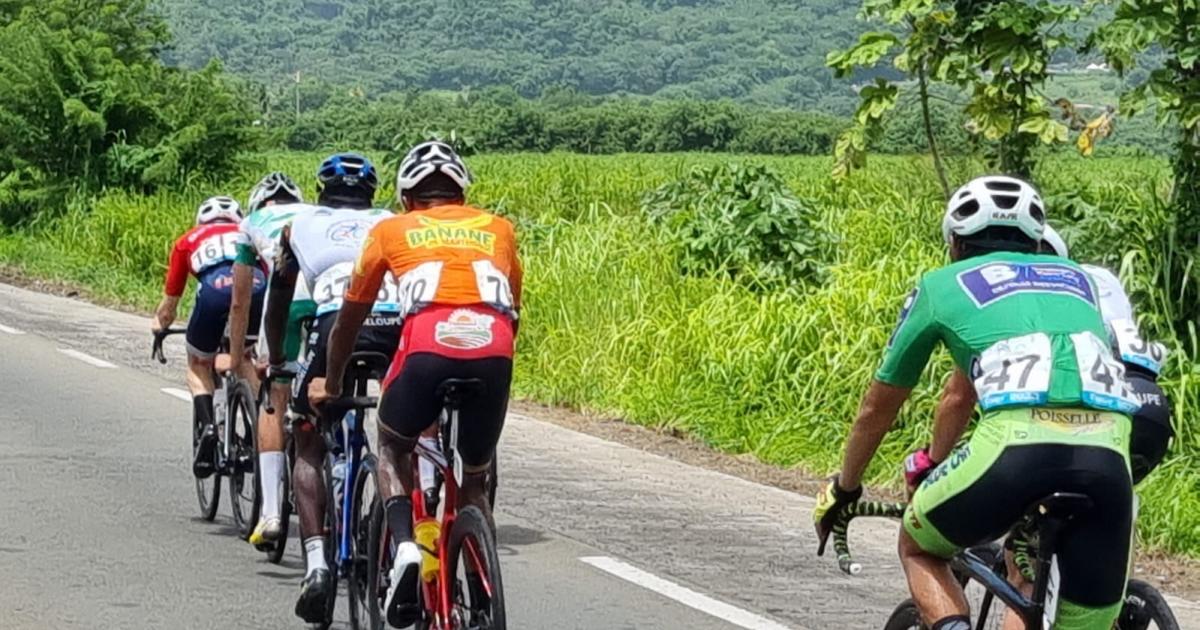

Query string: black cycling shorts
378 353 512 469
186 264 266 358
922 442 1132 612
292 312 401 418
1128 371 1173 484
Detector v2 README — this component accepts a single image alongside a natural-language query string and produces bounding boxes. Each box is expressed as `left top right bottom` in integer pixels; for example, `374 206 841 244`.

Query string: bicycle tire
1119 579 1180 630
349 455 380 630
365 485 392 630
266 441 292 564
228 381 260 539
349 455 379 628
194 400 221 522
312 454 340 630
882 599 925 630
447 505 506 630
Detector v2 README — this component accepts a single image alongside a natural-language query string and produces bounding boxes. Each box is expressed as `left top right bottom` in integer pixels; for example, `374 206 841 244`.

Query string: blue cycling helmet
316 153 378 194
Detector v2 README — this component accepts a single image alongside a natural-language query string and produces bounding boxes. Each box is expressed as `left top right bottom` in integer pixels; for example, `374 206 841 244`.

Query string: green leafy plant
828 0 1088 181
642 163 833 290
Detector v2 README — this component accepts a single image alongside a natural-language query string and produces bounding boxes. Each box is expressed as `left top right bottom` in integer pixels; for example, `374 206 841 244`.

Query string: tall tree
828 0 1084 182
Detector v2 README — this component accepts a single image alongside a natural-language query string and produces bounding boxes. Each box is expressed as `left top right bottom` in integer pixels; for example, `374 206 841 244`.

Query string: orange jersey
344 204 522 317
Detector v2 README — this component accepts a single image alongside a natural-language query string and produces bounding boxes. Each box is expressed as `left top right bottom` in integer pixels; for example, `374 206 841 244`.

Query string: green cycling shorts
905 407 1133 630
284 298 316 363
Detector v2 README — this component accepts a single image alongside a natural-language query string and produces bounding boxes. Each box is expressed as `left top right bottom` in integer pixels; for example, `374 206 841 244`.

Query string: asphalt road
0 282 1196 629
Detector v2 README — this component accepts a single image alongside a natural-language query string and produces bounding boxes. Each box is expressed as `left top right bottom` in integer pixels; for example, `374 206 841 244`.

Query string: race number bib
313 262 353 316
372 272 402 313
973 333 1053 410
1072 331 1140 414
190 233 240 274
1109 318 1167 375
472 260 515 314
396 261 442 315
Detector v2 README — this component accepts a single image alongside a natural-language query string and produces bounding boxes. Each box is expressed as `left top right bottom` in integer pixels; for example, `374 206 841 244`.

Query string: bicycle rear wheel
194 403 221 522
228 382 259 539
882 599 923 630
365 485 393 630
1119 579 1180 630
313 454 340 630
447 505 506 630
265 442 292 564
349 455 380 630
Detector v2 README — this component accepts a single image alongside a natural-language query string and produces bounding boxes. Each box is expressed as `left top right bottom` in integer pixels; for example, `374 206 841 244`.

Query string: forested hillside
156 0 863 111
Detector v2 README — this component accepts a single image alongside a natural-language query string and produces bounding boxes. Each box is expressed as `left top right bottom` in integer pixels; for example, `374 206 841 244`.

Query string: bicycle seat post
1027 492 1094 626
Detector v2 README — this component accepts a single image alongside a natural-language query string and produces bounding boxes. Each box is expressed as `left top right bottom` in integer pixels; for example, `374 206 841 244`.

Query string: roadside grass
1 152 1195 555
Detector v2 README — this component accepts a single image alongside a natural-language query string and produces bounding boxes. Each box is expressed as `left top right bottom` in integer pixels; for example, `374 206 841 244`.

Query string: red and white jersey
163 223 242 296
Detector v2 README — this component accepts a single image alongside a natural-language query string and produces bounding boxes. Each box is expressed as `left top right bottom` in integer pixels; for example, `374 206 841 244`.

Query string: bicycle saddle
1027 492 1093 521
436 378 486 406
346 351 392 378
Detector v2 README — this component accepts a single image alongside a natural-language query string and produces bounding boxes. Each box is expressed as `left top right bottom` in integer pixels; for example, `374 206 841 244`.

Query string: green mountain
156 0 864 111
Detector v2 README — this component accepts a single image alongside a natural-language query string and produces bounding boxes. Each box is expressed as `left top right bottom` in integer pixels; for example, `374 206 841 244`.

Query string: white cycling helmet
396 141 472 196
196 196 243 225
248 172 304 212
942 175 1046 245
1041 224 1069 258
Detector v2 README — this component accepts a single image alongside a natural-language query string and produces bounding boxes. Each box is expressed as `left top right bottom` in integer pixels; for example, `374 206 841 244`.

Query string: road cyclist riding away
152 196 266 478
261 152 402 624
1038 226 1173 485
226 171 316 550
814 175 1141 630
310 141 522 628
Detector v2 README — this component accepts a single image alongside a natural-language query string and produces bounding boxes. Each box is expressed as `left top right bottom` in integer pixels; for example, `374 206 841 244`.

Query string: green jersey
877 251 1140 414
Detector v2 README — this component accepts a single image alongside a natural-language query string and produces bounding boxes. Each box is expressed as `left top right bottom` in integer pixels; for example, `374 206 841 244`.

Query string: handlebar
151 328 187 364
324 396 379 413
830 500 907 575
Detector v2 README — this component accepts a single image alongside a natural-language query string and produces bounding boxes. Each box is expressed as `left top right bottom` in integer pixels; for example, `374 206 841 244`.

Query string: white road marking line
56 348 117 369
160 388 192 402
579 556 796 630
0 323 25 335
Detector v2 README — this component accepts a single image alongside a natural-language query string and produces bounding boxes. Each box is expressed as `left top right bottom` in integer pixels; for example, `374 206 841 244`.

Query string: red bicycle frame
406 406 497 630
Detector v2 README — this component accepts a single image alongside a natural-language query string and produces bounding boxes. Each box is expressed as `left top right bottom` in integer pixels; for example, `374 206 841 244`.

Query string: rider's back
881 250 1139 415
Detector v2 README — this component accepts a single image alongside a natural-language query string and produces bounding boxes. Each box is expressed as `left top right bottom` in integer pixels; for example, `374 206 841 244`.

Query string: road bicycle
831 496 1180 629
151 328 259 535
362 378 507 630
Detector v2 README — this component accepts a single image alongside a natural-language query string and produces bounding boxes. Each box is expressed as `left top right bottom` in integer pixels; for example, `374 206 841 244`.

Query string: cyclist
310 141 522 628
152 196 265 478
814 176 1138 630
1040 226 1173 483
261 152 401 623
226 172 316 550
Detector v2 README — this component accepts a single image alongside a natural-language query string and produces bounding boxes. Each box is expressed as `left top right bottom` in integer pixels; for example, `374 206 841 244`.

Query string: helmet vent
993 195 1019 210
985 180 1022 192
1029 202 1045 223
953 199 980 219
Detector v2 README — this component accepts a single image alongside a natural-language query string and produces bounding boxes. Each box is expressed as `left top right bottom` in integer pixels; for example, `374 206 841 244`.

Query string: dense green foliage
643 163 833 289
2 152 1196 556
277 87 850 156
156 0 862 111
0 0 258 225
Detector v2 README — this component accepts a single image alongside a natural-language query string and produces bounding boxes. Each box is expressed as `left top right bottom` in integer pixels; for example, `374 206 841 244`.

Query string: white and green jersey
287 207 401 316
236 202 320 301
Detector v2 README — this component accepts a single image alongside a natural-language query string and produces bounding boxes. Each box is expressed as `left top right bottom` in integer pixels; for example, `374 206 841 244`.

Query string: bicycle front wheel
447 505 506 630
228 382 259 539
1119 579 1180 630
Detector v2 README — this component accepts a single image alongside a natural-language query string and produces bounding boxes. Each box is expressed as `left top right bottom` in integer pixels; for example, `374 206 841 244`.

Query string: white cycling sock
418 436 438 492
259 451 285 521
304 537 327 576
